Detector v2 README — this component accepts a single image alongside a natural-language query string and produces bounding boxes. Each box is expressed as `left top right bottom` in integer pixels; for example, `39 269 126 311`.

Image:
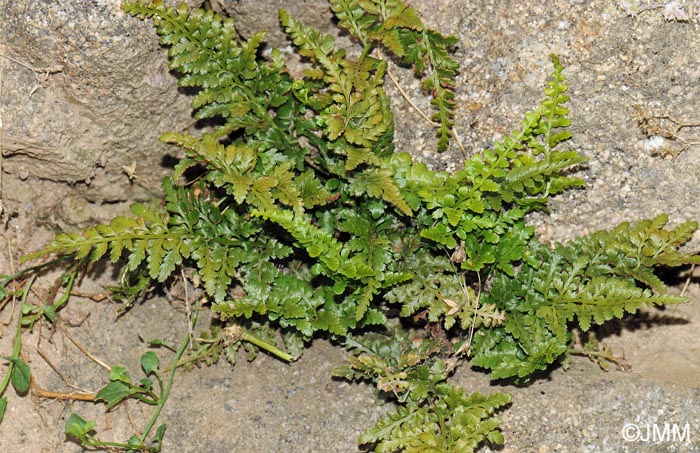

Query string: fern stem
429 390 450 449
358 41 374 63
47 233 183 251
409 269 447 304
241 330 295 362
14 254 75 276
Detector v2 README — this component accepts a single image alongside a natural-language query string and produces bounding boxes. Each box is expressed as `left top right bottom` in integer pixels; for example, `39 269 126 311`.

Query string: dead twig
0 53 63 97
69 290 110 302
680 263 696 298
375 48 466 158
57 321 111 371
30 376 96 402
36 348 92 394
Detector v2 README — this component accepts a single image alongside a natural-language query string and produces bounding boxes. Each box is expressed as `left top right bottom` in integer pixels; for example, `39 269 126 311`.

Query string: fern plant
23 1 700 451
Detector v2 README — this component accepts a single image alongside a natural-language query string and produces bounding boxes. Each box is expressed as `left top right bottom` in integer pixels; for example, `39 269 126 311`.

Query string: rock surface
1 0 700 452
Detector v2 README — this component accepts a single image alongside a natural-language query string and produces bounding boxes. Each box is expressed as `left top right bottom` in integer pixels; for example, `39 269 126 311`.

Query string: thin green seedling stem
129 389 158 406
154 370 164 397
81 436 152 451
52 269 78 312
0 275 35 396
139 300 200 444
2 255 74 286
169 328 295 372
241 330 295 362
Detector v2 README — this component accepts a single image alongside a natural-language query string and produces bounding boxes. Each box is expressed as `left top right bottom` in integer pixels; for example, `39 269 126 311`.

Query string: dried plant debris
633 104 700 159
620 0 700 21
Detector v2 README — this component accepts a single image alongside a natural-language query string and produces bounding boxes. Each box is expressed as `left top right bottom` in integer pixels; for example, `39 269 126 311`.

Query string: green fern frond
383 248 504 330
532 54 572 153
502 55 586 202
470 322 567 380
163 178 285 302
398 29 459 151
28 201 177 280
348 166 412 215
125 1 307 168
590 213 700 270
330 0 378 47
163 132 314 213
125 3 254 131
385 252 459 318
539 277 687 333
337 330 510 452
251 208 374 281
472 214 699 379
416 56 585 280
331 0 423 53
330 0 457 151
280 9 395 171
504 150 586 200
362 0 423 32
213 269 333 339
360 405 436 452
